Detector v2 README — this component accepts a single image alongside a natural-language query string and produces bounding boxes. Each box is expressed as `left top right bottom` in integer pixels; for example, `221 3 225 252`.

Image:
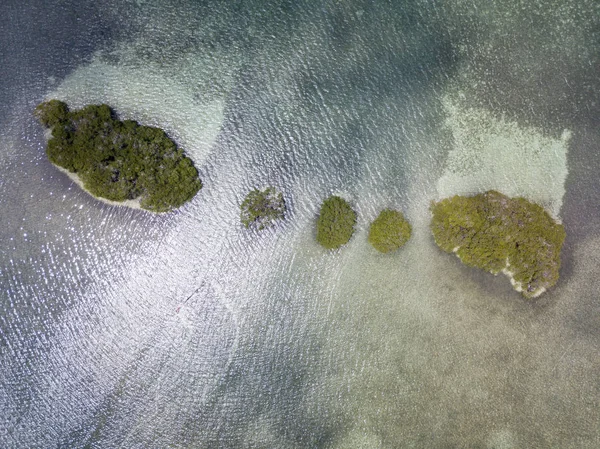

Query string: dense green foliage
35 99 69 128
240 187 286 230
368 209 412 253
35 100 202 212
316 196 356 249
430 190 566 298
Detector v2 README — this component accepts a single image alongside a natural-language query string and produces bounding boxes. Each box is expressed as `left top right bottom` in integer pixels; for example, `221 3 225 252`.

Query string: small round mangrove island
35 99 202 213
240 187 286 230
430 190 566 298
316 195 356 249
368 209 412 253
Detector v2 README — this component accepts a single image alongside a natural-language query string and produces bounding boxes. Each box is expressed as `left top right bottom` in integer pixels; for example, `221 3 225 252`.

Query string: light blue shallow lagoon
1 0 598 447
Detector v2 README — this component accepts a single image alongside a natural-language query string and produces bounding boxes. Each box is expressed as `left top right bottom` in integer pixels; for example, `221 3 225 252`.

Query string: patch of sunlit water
2 0 599 447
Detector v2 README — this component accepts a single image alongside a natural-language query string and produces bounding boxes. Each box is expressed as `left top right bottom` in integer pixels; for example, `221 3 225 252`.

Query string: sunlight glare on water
1 0 599 447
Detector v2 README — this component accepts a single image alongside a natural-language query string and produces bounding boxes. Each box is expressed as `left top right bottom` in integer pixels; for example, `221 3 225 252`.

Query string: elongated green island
430 190 566 298
35 100 202 213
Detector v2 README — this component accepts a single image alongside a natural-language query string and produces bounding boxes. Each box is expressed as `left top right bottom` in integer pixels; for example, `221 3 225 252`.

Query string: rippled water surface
1 0 599 447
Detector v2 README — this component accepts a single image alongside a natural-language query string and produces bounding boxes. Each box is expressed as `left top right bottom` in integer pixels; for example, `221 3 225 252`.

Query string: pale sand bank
53 164 145 211
452 245 546 298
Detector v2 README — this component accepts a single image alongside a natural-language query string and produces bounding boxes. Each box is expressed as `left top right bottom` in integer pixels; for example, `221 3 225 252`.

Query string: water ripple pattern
1 0 599 448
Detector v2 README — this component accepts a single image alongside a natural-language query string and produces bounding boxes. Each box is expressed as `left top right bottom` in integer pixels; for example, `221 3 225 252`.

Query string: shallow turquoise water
1 0 599 447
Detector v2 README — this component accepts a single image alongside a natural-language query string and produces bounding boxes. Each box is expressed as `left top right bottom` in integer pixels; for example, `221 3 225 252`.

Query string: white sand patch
437 94 570 220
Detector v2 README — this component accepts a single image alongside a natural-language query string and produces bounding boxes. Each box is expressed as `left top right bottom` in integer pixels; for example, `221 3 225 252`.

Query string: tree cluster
430 190 566 298
240 187 286 230
316 196 357 249
368 209 412 253
35 100 202 213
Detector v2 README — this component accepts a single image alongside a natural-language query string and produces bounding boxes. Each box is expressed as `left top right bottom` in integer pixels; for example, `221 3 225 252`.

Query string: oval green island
368 209 412 253
35 99 202 213
430 190 566 298
316 195 356 249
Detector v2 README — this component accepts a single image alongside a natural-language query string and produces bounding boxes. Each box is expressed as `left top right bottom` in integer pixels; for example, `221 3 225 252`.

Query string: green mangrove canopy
240 187 286 230
368 209 412 253
316 195 356 249
430 190 566 298
35 99 202 213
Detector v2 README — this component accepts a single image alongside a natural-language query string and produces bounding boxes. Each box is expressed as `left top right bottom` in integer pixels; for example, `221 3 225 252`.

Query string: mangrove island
35 99 202 213
240 187 286 230
430 190 566 298
368 209 412 253
316 195 356 249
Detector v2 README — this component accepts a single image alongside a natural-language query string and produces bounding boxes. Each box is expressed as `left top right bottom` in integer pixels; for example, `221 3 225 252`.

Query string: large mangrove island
430 190 566 298
35 100 202 213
